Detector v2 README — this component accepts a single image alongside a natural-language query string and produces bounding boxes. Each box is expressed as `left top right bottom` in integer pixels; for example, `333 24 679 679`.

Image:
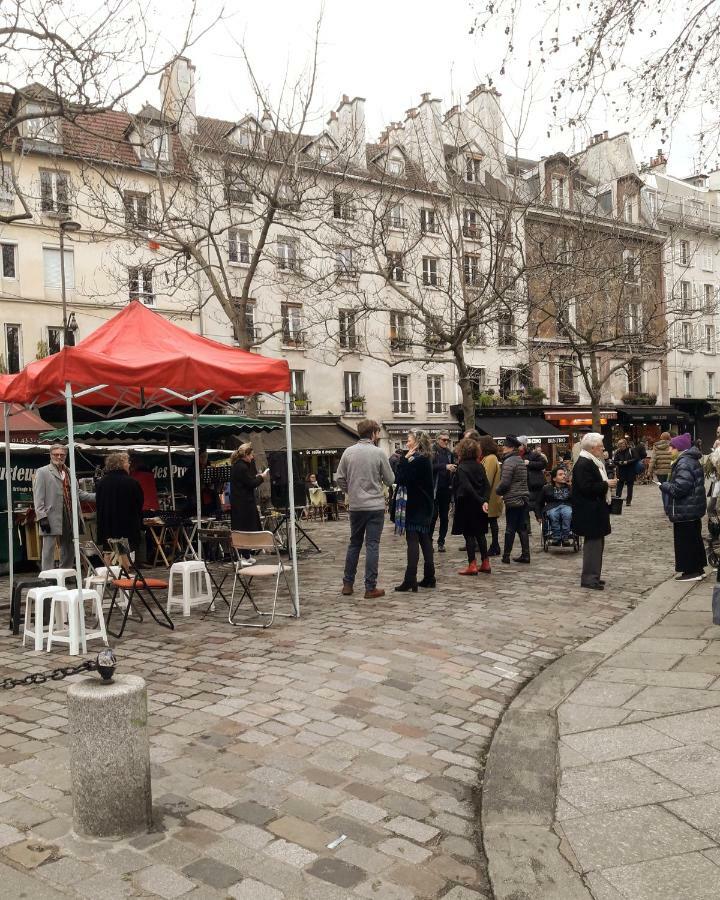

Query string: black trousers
673 519 707 574
489 517 500 549
405 530 434 583
431 488 452 546
616 474 635 504
465 530 488 562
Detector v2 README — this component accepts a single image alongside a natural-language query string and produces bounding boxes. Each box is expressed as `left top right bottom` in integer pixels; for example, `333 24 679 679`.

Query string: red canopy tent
1 405 52 442
0 302 300 615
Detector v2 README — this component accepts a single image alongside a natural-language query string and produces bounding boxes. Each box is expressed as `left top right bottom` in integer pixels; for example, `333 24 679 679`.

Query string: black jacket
613 447 637 479
452 459 490 535
525 450 548 492
395 452 434 531
96 469 144 551
432 446 455 493
540 482 572 511
660 447 706 523
571 456 611 539
230 458 263 531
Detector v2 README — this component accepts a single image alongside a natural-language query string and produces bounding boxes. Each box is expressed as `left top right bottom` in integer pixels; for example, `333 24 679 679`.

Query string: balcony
335 266 358 280
558 390 580 405
387 215 407 230
462 225 481 240
422 273 443 288
281 330 305 349
390 336 411 353
339 336 364 353
342 399 366 416
290 395 312 414
277 256 302 273
421 221 441 235
427 402 448 415
392 401 415 416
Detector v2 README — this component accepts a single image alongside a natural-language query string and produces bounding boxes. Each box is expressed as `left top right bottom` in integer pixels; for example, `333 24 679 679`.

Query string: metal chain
1 659 97 690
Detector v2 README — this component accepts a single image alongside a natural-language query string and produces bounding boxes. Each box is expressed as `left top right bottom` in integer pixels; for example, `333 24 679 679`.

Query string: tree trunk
454 351 475 435
589 351 602 432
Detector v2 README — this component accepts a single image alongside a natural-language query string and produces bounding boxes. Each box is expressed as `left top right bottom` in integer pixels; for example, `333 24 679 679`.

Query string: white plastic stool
39 568 78 589
84 566 123 603
23 586 67 652
167 561 213 617
47 589 108 656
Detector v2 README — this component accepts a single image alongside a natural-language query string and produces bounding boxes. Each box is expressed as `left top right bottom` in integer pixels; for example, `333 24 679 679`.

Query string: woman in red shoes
452 437 491 575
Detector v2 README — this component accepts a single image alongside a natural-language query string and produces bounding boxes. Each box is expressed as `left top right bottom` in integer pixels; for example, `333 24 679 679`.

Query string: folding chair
229 531 296 628
106 539 175 638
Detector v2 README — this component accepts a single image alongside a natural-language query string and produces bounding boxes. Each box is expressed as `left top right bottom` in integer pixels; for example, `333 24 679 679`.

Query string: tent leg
167 430 176 511
3 404 14 596
64 383 83 595
284 394 300 617
192 401 202 560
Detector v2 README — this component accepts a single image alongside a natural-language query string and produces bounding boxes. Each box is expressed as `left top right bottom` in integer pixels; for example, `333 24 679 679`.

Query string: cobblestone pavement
0 487 675 899
556 577 720 900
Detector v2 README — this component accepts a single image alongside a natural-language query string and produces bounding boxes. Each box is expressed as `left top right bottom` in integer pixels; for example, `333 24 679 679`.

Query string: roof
0 300 291 408
1 404 51 441
475 415 568 444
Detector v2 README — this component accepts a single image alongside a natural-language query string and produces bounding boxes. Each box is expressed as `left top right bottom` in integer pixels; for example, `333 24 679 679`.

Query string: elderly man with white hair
571 432 617 590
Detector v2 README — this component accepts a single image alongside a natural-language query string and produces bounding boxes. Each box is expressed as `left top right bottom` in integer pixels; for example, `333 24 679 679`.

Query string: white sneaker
240 556 257 568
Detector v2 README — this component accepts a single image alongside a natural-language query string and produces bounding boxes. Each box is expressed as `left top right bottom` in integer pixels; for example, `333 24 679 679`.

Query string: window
627 360 642 394
681 322 693 350
4 324 21 373
230 127 254 149
558 357 575 394
123 191 149 227
390 311 409 350
422 256 440 286
43 247 74 291
420 208 439 234
708 372 716 399
387 157 404 176
335 247 355 277
463 254 481 286
277 182 299 210
333 192 354 220
317 146 332 164
683 370 693 398
623 197 634 223
467 323 486 345
387 252 405 282
499 257 514 291
290 369 305 397
47 326 64 354
679 240 690 266
392 374 412 413
0 164 13 207
281 303 303 345
623 250 639 283
626 302 642 337
25 104 57 142
679 280 692 312
465 156 481 183
344 372 361 408
558 297 577 331
388 204 405 229
338 309 359 350
39 170 69 214
498 311 515 346
224 169 252 205
424 315 445 349
139 126 169 164
228 229 250 265
427 375 444 414
705 284 716 312
276 238 298 271
467 367 486 395
645 189 657 220
703 244 714 271
499 367 519 398
551 175 568 209
128 266 154 305
1 243 16 278
463 208 479 238
706 325 716 354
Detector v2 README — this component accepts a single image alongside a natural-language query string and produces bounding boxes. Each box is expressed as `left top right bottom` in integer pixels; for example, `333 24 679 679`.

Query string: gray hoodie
336 440 395 511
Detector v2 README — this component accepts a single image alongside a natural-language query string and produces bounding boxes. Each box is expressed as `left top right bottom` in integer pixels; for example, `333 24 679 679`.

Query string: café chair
229 530 296 628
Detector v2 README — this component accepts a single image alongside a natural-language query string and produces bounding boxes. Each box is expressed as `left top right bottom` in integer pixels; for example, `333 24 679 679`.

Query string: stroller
541 510 581 553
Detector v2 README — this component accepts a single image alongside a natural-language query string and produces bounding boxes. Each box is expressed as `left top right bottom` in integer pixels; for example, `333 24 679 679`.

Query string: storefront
383 420 463 453
474 414 569 466
261 418 358 484
542 408 617 453
615 406 689 447
670 399 718 450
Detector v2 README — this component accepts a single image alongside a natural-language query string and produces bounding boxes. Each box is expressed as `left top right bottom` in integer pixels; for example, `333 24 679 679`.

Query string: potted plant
477 392 495 408
349 394 365 412
292 391 309 410
526 386 547 404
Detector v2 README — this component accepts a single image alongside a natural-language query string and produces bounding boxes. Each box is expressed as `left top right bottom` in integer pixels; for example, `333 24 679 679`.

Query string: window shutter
43 248 72 289
56 174 69 214
40 172 54 211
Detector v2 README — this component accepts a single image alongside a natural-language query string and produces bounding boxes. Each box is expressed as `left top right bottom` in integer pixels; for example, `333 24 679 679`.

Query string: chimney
464 85 507 179
334 95 366 163
647 148 667 172
261 108 274 132
159 56 196 135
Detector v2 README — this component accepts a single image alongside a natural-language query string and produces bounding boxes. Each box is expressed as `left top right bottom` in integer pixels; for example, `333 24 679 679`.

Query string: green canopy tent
42 411 283 510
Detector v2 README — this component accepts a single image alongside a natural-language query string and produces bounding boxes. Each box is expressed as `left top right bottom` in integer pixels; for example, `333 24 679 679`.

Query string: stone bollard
67 674 152 838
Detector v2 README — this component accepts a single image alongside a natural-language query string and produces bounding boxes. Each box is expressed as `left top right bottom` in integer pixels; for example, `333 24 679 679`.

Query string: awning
262 422 357 456
475 415 569 445
616 406 689 424
2 405 52 442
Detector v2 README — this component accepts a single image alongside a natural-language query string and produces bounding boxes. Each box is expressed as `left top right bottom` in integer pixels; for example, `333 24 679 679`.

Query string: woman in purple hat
660 432 707 581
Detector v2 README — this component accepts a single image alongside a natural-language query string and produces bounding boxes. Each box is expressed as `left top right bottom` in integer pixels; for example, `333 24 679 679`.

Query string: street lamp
59 219 81 346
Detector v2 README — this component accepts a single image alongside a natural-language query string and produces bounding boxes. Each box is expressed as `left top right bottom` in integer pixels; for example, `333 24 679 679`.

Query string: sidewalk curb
480 576 696 900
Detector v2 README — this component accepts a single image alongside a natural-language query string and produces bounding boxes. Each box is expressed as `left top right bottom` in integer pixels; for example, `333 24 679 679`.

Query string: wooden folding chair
229 530 296 628
106 539 175 638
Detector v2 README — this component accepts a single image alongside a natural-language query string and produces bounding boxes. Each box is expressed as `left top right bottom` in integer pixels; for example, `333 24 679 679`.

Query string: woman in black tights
393 431 435 592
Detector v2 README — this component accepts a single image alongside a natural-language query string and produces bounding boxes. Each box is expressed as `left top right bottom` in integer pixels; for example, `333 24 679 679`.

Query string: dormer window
231 128 254 149
139 126 169 166
465 157 482 183
387 157 404 177
317 146 332 164
24 103 58 143
551 175 568 209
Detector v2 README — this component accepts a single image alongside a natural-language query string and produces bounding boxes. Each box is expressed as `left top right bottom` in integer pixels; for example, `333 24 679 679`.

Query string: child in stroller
540 467 580 552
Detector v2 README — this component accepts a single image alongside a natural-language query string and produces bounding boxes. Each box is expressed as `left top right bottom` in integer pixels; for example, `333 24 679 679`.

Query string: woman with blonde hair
393 430 435 591
479 435 503 556
230 442 269 565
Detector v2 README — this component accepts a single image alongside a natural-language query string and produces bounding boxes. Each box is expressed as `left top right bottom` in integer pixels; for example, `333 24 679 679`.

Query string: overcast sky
147 0 702 176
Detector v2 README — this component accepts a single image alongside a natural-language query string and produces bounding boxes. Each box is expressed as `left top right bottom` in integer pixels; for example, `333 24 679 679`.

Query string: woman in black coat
660 433 707 580
230 443 269 558
96 451 145 552
571 433 615 590
393 430 435 592
452 437 491 575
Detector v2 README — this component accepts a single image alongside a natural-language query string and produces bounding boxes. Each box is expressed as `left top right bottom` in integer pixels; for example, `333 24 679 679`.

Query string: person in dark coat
519 438 547 521
660 432 707 581
571 433 616 590
613 438 638 507
393 430 435 591
230 443 269 563
496 435 531 564
430 432 456 552
96 451 145 553
452 437 491 575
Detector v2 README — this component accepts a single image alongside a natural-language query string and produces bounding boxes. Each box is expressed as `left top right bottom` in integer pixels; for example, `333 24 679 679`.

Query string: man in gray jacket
336 419 394 599
33 443 95 571
496 434 531 565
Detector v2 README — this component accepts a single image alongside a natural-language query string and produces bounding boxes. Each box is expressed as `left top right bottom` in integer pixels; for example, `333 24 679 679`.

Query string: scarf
579 448 608 482
60 464 73 526
393 486 408 536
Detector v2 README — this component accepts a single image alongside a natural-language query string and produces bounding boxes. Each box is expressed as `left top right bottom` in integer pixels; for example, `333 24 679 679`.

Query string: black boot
394 581 418 592
419 565 436 588
501 534 513 564
513 530 531 563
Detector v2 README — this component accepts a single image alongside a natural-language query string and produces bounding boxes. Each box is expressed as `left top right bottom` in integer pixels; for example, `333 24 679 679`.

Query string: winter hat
516 435 529 446
504 434 522 449
670 433 692 452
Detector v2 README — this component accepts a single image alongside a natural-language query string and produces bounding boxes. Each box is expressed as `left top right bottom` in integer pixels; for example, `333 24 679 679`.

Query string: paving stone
621 686 720 714
134 863 197 898
646 707 720 743
182 857 243 888
560 723 682 763
378 837 433 864
0 822 24 849
227 878 284 899
568 681 643 708
226 800 277 825
267 815 333 851
559 758 689 813
593 666 715 689
558 703 630 735
306 856 366 888
663 791 720 840
638 743 720 793
2 839 56 869
266 838 317 868
601 851 720 900
559 805 713 872
624 638 708 655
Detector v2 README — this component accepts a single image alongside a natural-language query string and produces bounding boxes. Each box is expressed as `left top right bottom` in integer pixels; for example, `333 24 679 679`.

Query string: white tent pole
64 382 83 593
3 404 14 595
192 400 202 559
167 430 176 510
284 393 300 616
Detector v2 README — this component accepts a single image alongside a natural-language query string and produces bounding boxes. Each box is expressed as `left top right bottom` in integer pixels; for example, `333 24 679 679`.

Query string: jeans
546 504 572 540
616 474 635 504
405 530 434 583
431 488 452 546
343 509 385 591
